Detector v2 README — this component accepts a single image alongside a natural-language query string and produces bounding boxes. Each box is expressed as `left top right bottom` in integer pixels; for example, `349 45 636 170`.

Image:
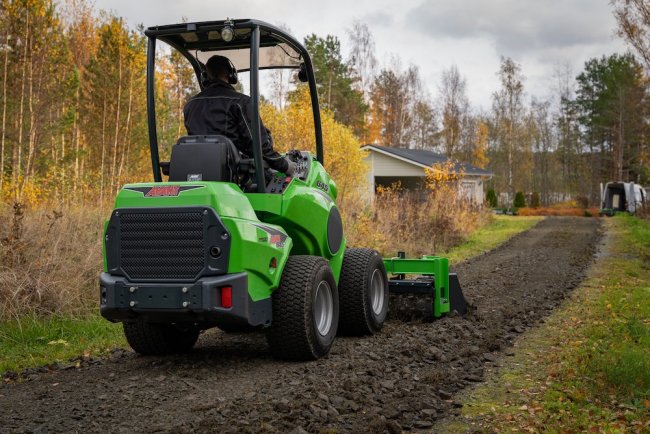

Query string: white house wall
367 151 425 177
362 149 489 205
460 178 485 204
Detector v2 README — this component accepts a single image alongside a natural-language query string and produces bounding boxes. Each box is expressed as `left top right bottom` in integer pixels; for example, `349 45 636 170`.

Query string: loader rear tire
338 248 389 336
123 321 199 355
266 256 339 361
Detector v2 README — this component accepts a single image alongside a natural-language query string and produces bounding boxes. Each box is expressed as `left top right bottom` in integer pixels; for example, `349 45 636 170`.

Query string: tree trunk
327 73 332 108
99 90 107 204
15 10 30 198
0 33 9 195
617 92 625 181
73 86 80 195
23 34 39 192
110 51 123 193
117 70 133 186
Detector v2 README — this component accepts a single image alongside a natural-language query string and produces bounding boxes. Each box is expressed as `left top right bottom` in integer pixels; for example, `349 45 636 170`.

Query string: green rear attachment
384 253 469 318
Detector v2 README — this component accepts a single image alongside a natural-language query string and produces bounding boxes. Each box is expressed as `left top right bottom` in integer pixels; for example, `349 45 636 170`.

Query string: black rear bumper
99 272 271 327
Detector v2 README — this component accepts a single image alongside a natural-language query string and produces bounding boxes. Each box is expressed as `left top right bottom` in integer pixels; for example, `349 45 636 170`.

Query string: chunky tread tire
338 248 389 336
266 255 339 361
123 321 199 355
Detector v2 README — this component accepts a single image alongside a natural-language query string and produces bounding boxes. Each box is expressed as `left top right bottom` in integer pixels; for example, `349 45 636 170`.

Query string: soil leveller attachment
384 252 469 318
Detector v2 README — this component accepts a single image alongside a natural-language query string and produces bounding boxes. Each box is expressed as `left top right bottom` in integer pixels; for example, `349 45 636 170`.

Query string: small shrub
486 189 498 208
514 191 526 208
530 191 540 208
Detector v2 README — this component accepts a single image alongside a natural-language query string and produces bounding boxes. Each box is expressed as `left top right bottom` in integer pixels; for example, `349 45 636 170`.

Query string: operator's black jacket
183 80 289 172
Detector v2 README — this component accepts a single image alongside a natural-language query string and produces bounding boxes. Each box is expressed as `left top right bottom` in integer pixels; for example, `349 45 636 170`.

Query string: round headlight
221 26 234 42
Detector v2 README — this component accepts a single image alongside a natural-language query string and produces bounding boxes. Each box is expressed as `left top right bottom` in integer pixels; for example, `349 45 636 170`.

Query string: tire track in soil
0 217 601 433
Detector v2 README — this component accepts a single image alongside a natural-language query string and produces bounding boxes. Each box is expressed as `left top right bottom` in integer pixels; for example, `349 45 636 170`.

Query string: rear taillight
221 286 232 308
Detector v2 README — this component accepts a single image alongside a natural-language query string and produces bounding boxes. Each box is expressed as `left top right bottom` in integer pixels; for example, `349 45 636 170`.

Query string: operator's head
206 55 237 85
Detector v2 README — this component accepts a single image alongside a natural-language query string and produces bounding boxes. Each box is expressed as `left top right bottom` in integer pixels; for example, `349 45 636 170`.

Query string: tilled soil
0 217 601 433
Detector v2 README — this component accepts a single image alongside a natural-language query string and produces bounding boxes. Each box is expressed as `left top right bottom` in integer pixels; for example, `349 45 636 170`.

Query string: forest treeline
0 0 648 206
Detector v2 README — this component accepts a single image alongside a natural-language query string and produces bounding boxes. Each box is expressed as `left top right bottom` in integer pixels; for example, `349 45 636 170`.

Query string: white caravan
600 181 647 215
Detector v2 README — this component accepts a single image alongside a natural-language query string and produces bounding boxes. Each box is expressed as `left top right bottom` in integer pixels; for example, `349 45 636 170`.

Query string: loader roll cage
144 19 324 192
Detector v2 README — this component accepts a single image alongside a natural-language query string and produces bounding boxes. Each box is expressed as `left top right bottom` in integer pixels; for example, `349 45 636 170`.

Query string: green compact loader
100 19 468 360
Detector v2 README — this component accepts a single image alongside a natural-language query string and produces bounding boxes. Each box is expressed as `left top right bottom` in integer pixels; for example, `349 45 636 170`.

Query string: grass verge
444 215 543 263
442 215 650 433
0 314 125 374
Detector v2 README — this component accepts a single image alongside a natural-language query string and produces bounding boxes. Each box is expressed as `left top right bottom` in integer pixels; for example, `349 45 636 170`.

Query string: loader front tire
338 248 389 335
123 321 199 355
267 256 339 360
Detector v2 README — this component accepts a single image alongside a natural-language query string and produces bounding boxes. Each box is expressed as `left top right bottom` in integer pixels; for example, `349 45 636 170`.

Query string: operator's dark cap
206 55 232 81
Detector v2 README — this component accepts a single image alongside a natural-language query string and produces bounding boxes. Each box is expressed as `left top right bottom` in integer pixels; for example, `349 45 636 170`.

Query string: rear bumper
99 272 271 327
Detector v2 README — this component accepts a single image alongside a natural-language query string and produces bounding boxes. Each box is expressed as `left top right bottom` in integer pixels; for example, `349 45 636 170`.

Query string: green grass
582 216 650 402
444 215 543 263
0 313 125 373
444 215 650 433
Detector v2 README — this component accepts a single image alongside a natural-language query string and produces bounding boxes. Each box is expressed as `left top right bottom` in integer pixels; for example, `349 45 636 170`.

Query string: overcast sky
93 0 628 110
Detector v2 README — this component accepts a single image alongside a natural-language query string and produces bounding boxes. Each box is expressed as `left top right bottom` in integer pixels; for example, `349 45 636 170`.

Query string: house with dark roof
361 145 493 204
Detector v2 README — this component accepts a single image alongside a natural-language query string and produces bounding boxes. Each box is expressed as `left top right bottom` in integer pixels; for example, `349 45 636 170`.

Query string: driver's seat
168 135 240 183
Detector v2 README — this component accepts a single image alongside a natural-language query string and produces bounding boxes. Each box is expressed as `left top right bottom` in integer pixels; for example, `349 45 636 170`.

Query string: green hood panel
115 182 258 220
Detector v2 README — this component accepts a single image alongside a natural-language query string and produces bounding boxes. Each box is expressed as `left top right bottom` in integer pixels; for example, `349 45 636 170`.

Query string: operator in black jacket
184 55 296 175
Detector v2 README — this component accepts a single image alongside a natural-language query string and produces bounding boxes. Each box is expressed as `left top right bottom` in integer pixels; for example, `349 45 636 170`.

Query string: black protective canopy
144 19 324 191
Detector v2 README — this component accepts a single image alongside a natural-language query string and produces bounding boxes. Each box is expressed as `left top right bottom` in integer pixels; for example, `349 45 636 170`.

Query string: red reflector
221 286 232 308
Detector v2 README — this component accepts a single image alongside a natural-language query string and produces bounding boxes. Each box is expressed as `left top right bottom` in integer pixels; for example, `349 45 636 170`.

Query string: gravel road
0 217 601 433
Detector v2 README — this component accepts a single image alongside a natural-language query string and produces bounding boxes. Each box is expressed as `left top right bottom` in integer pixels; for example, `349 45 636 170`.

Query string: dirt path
0 217 601 433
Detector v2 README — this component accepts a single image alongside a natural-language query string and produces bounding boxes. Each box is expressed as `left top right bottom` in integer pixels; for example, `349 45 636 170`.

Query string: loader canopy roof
145 19 303 73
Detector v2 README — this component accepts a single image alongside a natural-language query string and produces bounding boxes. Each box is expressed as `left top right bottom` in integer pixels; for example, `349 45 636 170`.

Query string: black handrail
146 37 162 182
249 26 266 193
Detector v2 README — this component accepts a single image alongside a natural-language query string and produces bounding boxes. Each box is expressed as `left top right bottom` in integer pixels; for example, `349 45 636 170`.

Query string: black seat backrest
169 135 239 183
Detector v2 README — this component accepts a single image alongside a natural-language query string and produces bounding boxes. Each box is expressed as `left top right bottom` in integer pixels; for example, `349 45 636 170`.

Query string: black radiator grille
119 211 205 280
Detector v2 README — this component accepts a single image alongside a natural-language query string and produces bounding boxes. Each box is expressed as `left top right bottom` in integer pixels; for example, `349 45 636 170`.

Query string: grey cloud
361 11 394 27
405 0 616 56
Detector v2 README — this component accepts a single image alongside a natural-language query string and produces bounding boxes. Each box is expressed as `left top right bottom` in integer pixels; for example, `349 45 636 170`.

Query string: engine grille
119 211 205 280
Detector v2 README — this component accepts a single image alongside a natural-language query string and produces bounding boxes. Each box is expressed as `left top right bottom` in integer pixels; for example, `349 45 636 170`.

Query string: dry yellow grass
343 190 488 257
517 206 599 217
343 164 489 257
0 202 108 321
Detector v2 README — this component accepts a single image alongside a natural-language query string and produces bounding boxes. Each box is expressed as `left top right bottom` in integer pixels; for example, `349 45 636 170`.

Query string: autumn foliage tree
490 57 529 206
0 0 77 202
367 63 436 149
261 86 366 202
612 0 650 68
439 65 469 158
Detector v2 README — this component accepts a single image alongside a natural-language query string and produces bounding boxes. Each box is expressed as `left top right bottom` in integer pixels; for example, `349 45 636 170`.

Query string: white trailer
600 181 647 215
